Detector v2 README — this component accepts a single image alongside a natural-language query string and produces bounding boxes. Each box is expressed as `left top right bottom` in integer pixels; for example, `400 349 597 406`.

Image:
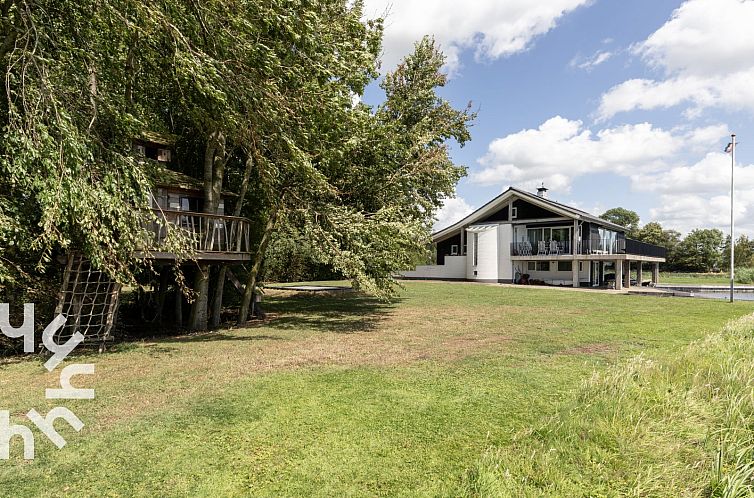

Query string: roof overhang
433 187 626 243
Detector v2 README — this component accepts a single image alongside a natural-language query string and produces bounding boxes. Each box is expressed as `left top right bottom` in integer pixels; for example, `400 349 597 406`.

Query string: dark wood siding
481 205 509 222
436 234 461 265
512 199 560 220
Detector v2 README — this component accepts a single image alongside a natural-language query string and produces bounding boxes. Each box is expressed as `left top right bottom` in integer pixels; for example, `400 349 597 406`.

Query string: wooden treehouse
55 133 253 346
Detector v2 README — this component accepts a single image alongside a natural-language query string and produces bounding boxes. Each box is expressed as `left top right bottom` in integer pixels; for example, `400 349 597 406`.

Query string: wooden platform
133 251 252 262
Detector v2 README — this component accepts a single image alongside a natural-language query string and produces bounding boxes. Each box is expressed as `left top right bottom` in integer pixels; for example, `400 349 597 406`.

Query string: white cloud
634 152 754 234
434 196 474 231
570 50 612 71
363 0 591 75
598 0 754 119
471 116 725 191
472 117 752 234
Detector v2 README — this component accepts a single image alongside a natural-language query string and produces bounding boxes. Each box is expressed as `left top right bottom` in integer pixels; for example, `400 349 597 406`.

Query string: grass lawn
0 282 751 496
660 272 733 285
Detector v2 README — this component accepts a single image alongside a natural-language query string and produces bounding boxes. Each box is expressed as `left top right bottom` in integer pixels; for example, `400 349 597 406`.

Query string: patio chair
522 241 532 256
549 240 560 255
537 240 547 255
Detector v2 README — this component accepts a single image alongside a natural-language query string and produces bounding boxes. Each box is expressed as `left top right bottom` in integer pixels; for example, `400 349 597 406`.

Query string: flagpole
730 133 736 303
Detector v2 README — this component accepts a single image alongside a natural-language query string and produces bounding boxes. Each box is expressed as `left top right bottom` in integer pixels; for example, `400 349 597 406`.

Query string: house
401 186 666 290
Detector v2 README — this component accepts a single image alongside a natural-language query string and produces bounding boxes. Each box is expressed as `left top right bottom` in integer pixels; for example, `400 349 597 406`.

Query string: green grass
0 282 751 496
660 272 731 285
461 314 754 496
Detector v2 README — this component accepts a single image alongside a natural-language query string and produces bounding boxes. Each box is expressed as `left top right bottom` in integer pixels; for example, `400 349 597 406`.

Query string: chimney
536 183 549 198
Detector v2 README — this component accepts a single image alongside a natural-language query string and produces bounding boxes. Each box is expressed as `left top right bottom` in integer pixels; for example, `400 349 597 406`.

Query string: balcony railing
145 209 252 254
511 240 572 256
511 238 665 259
624 238 667 258
579 238 626 255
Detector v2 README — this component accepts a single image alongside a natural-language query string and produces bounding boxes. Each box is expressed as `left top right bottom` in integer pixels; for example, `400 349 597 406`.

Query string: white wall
467 227 498 281
400 255 467 280
497 224 514 282
515 260 591 285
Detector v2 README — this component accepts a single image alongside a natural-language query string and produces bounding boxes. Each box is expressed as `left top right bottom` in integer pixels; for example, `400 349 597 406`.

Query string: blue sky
361 0 754 236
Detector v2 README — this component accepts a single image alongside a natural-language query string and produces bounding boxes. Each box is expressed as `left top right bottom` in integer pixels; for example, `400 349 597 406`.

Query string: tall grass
460 313 754 496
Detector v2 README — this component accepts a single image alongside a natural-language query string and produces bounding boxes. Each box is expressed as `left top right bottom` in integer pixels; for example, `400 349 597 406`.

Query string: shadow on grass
259 291 400 335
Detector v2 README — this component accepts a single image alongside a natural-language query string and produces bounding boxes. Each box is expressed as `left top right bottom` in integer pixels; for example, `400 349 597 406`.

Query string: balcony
136 209 253 262
511 240 573 256
511 238 666 260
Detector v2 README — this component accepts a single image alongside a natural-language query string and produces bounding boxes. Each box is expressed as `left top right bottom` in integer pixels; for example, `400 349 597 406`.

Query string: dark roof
138 131 178 147
146 163 237 197
508 187 625 231
433 186 627 241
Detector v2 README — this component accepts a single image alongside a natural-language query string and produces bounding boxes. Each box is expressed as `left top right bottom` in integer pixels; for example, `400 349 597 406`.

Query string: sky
360 0 754 236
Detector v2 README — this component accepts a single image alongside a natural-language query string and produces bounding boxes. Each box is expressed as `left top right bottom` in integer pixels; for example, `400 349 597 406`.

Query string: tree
600 208 640 237
722 234 754 270
238 36 475 322
635 222 682 270
676 229 724 272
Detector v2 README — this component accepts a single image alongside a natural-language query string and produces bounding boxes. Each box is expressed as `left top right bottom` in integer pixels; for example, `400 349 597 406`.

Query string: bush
735 267 754 284
459 313 754 496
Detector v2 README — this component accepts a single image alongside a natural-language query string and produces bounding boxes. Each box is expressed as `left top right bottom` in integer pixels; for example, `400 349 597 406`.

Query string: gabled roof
433 187 626 241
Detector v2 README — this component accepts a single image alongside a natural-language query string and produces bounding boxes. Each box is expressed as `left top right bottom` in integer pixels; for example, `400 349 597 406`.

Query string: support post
636 262 643 287
623 260 631 289
572 260 579 288
653 262 660 285
615 260 623 290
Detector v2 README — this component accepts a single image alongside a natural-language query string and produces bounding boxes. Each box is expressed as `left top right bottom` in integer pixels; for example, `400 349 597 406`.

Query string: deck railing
511 240 572 256
511 238 665 259
578 238 626 255
145 209 252 254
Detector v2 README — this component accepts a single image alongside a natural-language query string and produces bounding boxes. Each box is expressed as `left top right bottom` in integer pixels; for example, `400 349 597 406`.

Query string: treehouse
134 133 253 263
54 133 253 347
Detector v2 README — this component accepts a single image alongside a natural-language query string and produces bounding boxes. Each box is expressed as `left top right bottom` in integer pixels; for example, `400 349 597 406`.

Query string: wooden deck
138 209 253 263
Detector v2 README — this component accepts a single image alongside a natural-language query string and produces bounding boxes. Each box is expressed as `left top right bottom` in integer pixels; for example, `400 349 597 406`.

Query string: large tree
676 228 724 272
600 208 640 237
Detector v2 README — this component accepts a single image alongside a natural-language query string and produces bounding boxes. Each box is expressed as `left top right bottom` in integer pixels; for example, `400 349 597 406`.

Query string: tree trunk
211 154 255 328
238 202 280 324
188 264 210 330
189 132 225 330
210 264 226 328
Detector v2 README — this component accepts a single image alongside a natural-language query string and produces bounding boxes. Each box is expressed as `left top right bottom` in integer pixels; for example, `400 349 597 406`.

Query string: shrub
735 267 754 284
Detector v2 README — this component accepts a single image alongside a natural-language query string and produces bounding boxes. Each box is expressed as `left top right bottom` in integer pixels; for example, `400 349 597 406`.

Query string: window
579 262 583 272
527 262 535 271
528 261 548 271
157 148 172 163
473 233 479 266
511 206 518 219
179 196 203 213
450 245 459 256
558 261 573 272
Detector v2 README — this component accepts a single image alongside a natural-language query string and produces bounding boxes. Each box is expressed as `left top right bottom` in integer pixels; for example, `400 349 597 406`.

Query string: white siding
400 256 467 280
497 224 514 282
467 226 498 280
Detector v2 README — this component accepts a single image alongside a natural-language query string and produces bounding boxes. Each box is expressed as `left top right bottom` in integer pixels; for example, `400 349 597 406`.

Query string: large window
527 226 572 245
527 261 549 271
557 261 573 272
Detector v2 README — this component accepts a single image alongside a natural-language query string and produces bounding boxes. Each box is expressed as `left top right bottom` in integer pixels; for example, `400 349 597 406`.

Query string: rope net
54 254 121 343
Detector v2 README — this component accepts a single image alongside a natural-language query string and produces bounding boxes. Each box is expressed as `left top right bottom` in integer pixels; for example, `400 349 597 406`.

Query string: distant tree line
600 208 754 273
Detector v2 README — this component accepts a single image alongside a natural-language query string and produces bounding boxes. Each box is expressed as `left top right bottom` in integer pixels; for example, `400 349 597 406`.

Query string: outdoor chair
549 240 560 255
537 240 547 255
